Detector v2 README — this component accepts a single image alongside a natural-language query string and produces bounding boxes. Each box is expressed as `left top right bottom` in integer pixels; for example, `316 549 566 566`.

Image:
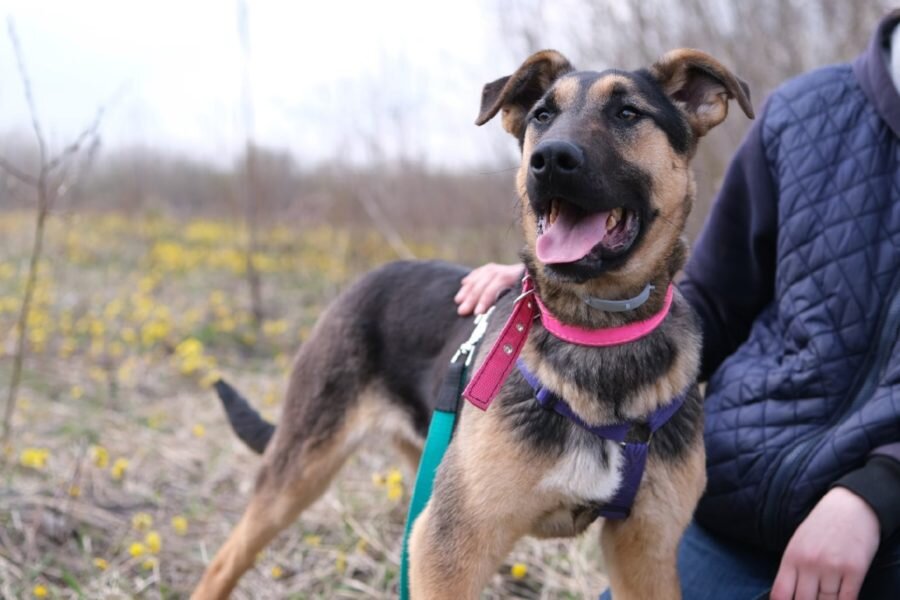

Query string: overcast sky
0 0 538 169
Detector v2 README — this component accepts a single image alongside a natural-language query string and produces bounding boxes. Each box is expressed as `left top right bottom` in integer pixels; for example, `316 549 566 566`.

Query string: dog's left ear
650 49 754 137
475 50 574 138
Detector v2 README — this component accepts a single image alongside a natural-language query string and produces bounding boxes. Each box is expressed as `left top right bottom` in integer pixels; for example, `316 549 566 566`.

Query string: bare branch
1 21 107 447
46 104 106 172
0 157 37 185
6 17 46 168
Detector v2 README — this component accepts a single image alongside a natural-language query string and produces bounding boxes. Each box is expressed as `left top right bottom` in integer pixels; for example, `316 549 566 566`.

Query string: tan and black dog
192 48 753 599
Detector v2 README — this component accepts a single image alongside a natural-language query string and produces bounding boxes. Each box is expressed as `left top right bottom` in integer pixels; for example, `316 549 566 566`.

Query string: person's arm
679 103 779 380
832 443 900 542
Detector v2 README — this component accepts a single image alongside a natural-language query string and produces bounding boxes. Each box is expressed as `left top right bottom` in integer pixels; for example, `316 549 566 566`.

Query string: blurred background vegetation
0 1 893 598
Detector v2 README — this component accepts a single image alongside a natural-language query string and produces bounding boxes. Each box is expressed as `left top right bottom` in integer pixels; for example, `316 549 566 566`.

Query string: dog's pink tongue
536 205 610 264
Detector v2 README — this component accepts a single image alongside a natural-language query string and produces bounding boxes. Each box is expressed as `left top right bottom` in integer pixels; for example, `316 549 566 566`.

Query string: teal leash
398 307 494 600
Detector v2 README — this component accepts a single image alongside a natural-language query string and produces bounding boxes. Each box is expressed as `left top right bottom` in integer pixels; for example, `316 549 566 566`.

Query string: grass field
0 210 606 599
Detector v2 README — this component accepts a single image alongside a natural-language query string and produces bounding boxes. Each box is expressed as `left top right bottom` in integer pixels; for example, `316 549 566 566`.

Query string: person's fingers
454 279 473 303
457 278 491 315
795 570 819 600
817 571 841 600
457 293 477 315
771 564 798 600
455 265 496 304
817 576 841 600
474 284 497 314
837 567 865 600
468 279 494 315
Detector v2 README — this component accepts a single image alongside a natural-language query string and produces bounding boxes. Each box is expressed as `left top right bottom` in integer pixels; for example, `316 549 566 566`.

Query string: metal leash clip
452 305 496 366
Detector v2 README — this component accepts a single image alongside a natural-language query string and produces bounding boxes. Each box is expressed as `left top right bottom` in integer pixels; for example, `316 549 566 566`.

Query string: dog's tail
213 379 275 454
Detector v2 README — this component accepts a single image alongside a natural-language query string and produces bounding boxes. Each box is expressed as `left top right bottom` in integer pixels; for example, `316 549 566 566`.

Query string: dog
192 48 753 599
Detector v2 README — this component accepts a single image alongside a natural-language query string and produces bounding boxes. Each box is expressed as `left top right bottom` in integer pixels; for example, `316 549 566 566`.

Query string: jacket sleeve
679 103 779 381
833 443 900 542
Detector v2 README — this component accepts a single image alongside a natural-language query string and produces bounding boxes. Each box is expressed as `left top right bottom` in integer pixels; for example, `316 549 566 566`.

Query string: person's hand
454 263 524 315
771 487 880 600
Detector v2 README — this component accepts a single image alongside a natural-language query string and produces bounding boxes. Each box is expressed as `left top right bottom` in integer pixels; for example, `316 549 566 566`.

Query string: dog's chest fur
537 435 623 503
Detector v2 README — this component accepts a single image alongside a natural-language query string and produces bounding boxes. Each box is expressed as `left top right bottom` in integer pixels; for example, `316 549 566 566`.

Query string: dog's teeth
549 199 560 225
607 208 624 231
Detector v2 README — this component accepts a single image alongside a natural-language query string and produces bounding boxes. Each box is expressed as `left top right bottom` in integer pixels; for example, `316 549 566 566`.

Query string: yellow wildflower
192 424 206 438
68 485 81 498
60 337 78 358
71 385 84 400
171 515 188 535
175 337 204 359
128 542 146 557
131 512 153 531
110 457 129 481
19 447 49 470
386 483 403 502
304 534 321 547
89 319 105 338
262 319 289 337
371 472 385 487
145 531 162 554
93 557 108 570
88 367 106 384
32 584 48 598
386 468 403 486
511 563 528 579
270 565 283 579
121 327 137 344
142 557 157 570
335 551 347 574
91 445 109 468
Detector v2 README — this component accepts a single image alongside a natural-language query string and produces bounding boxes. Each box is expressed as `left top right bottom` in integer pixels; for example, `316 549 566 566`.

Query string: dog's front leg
408 421 548 600
408 501 523 599
600 443 706 600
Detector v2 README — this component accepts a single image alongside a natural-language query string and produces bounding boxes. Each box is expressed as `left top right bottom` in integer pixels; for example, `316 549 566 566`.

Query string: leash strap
399 365 463 600
463 278 536 409
399 310 493 600
516 358 686 520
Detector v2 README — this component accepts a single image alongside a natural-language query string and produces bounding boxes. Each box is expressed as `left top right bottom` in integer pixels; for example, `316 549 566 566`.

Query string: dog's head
477 49 753 322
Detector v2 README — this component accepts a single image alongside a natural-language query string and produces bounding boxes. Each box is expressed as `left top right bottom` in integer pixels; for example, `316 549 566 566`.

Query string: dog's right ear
475 50 574 138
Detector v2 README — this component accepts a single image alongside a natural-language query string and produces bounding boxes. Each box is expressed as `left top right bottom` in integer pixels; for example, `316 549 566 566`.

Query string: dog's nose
529 140 584 181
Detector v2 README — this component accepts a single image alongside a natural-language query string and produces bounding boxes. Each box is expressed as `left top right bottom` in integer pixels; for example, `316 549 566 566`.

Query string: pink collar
463 277 674 410
535 284 674 346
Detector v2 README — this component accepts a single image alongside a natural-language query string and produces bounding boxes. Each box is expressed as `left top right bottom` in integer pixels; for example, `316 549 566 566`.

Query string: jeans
598 521 900 599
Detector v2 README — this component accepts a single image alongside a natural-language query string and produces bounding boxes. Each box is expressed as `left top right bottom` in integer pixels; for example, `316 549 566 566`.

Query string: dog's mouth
535 198 641 266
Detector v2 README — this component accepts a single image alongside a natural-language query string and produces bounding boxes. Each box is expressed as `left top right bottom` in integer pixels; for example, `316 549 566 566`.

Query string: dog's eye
617 106 641 121
533 109 553 124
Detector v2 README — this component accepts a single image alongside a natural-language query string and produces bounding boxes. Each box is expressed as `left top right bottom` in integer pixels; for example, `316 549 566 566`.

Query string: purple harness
516 358 686 520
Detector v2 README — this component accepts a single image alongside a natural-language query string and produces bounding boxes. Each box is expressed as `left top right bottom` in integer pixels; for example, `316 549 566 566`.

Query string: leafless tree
237 0 265 332
0 18 104 447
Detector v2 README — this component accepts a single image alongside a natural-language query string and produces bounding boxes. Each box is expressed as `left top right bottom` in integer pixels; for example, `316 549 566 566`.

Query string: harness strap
516 358 686 519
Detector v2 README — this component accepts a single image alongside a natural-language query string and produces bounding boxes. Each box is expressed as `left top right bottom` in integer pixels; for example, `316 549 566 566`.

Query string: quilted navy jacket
681 13 900 553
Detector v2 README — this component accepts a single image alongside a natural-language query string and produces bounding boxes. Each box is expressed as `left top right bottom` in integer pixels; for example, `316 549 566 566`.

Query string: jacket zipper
760 273 900 549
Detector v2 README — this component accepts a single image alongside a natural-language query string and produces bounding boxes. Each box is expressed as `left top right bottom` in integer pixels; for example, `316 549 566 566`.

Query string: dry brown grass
0 210 606 599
